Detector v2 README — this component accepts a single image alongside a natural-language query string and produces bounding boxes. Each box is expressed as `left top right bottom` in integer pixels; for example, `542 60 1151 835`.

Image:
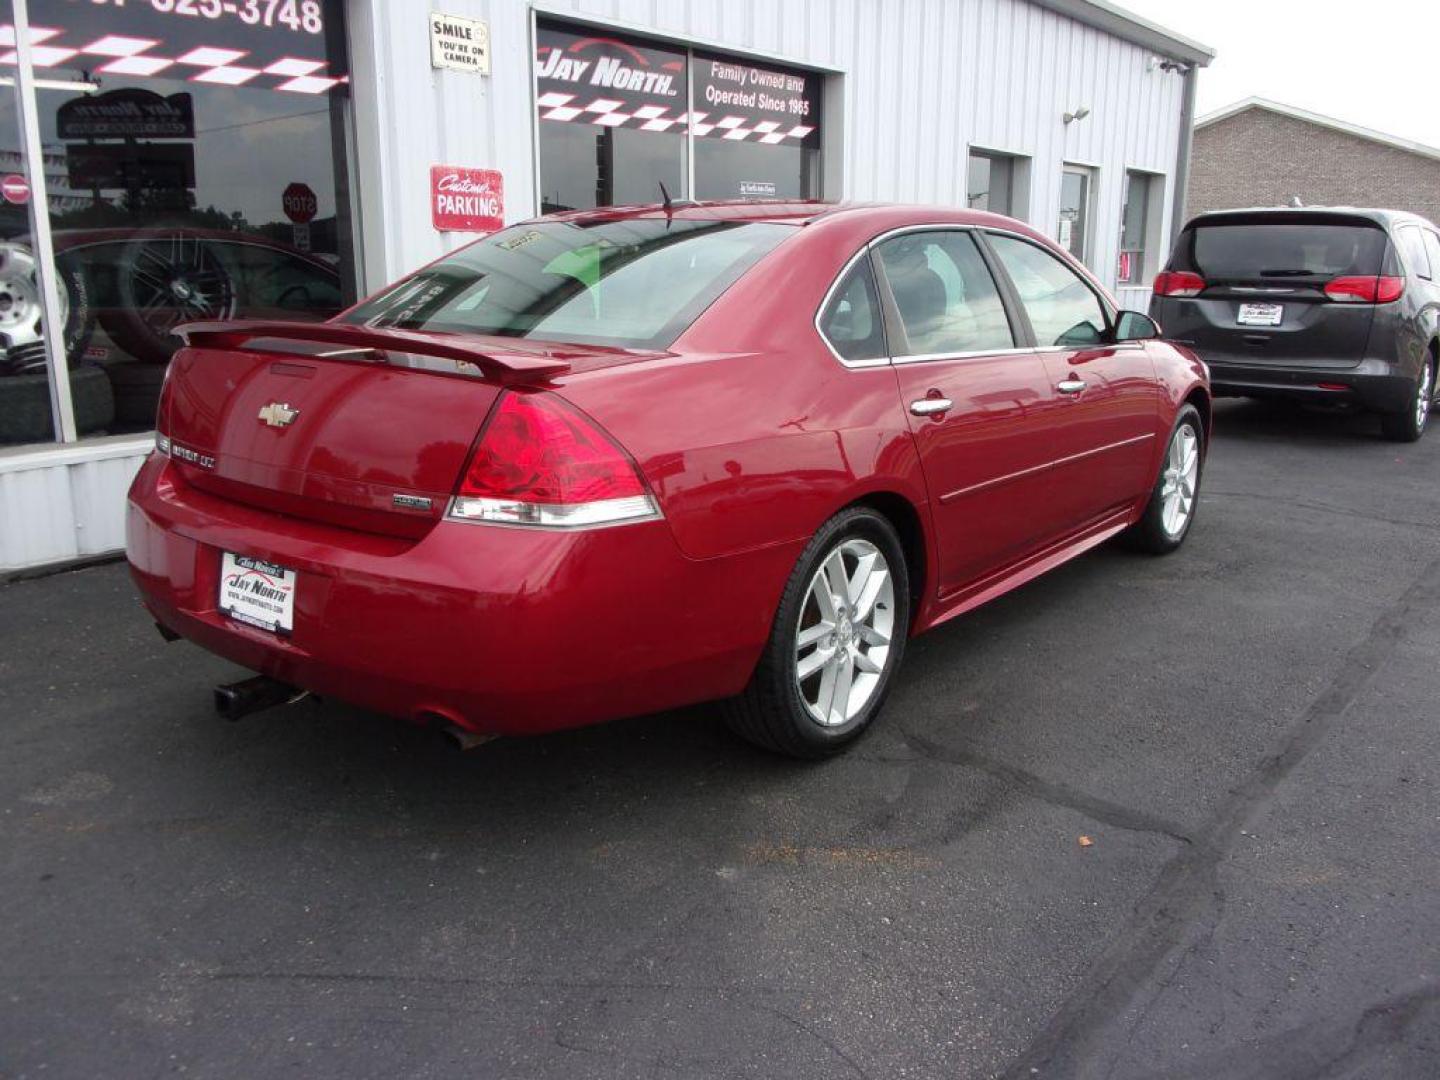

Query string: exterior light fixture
1063 106 1091 124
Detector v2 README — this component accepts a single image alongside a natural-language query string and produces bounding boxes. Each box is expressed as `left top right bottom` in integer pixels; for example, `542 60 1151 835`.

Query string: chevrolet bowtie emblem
258 402 300 428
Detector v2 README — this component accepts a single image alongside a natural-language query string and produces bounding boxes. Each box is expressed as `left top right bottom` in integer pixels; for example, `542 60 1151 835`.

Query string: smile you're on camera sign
430 11 490 75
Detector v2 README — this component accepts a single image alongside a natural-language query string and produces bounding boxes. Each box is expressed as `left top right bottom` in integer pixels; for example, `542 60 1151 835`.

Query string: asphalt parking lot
3 397 1439 1079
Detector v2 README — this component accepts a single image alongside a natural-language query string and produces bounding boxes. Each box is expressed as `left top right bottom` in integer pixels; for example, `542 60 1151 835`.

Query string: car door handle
1056 378 1088 395
910 397 953 416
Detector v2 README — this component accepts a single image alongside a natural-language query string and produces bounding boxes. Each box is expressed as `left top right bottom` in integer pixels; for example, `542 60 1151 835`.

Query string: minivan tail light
1323 275 1404 304
448 392 659 528
1152 270 1206 298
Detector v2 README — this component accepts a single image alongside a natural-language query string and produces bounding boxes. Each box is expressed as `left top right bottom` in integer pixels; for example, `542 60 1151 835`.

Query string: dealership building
0 0 1211 572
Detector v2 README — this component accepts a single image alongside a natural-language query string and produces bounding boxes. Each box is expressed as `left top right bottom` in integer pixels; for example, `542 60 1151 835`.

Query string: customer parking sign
430 166 504 232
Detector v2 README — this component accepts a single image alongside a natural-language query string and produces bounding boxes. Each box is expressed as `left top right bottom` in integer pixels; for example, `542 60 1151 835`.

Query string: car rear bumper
1207 358 1413 412
126 454 798 735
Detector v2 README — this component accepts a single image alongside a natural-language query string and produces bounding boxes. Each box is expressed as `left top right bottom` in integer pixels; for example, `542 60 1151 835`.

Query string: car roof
1185 206 1439 231
525 199 1040 233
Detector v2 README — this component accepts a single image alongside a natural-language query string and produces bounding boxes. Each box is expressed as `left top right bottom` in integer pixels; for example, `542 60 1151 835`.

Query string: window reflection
0 0 354 444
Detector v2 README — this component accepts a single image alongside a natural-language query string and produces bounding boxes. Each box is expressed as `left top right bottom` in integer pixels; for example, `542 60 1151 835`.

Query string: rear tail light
1323 275 1404 304
153 361 176 455
448 391 659 528
1152 270 1206 298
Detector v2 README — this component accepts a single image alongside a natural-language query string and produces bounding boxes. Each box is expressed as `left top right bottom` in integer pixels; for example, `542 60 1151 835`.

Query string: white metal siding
349 0 1187 297
0 438 149 571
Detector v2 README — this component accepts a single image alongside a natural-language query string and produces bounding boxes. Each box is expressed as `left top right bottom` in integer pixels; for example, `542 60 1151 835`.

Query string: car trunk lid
160 320 643 539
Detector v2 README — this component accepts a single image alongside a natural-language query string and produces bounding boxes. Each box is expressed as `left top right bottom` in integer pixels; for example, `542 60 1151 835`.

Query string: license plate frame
1237 302 1284 327
219 552 297 635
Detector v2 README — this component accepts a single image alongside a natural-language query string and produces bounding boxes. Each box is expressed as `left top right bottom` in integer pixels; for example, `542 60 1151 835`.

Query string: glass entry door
1058 166 1091 265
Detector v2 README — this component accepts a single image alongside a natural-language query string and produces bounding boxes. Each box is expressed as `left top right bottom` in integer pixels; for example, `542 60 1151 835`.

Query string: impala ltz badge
258 402 300 428
392 493 433 511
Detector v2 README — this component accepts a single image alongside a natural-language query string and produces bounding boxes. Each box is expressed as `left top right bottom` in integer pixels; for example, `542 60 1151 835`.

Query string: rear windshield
344 218 794 349
1176 218 1387 281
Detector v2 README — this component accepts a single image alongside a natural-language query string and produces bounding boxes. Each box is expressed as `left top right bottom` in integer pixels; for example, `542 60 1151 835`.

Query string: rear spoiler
174 320 570 383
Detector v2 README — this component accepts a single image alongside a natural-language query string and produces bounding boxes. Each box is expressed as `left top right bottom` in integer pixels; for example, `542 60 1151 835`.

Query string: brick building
1186 97 1440 224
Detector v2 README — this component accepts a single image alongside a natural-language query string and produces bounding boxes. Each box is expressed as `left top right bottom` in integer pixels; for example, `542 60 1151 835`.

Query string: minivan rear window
1176 218 1386 282
344 218 794 349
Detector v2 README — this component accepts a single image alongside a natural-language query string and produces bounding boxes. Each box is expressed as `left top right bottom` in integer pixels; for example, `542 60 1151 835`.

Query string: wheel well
1184 386 1212 440
850 492 926 617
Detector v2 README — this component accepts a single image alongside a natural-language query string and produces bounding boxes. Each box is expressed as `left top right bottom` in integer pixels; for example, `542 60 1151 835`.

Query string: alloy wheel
1160 422 1199 537
1416 363 1433 431
794 538 895 726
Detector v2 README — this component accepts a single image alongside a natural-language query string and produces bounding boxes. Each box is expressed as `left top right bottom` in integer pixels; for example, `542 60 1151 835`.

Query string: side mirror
1114 310 1161 342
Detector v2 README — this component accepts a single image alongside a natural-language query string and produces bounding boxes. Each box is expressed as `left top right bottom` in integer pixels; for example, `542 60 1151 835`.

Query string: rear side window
1176 218 1386 281
1425 232 1440 281
1398 225 1432 280
986 233 1108 347
344 218 794 349
873 230 1014 356
819 260 886 363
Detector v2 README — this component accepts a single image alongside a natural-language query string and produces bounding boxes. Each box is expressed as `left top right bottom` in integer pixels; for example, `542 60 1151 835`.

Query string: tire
1123 403 1204 555
0 245 94 373
0 365 114 444
723 506 911 758
1379 358 1434 443
110 231 236 363
105 361 169 429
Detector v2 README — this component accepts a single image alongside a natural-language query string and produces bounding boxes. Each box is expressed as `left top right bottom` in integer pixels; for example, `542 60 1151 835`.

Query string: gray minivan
1149 207 1440 441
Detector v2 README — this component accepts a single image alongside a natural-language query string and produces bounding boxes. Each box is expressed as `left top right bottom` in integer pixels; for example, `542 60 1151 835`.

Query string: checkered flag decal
538 91 814 144
0 26 344 93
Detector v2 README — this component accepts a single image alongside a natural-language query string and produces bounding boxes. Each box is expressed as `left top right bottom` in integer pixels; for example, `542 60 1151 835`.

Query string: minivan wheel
723 506 910 758
1122 404 1204 554
1379 360 1434 443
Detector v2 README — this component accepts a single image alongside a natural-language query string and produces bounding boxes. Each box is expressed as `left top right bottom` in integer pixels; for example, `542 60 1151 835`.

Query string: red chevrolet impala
126 201 1209 757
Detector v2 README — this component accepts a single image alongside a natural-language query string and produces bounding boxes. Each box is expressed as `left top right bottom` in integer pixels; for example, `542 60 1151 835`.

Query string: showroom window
534 18 823 213
0 0 355 447
966 149 1028 220
1118 169 1163 285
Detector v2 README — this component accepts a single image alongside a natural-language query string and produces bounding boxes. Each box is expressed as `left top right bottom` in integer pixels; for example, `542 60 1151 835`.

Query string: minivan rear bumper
126 454 796 735
1206 357 1413 412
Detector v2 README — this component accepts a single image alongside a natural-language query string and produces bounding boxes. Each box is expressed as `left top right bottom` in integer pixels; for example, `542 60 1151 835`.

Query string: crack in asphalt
890 731 1197 847
997 553 1440 1080
1110 983 1440 1080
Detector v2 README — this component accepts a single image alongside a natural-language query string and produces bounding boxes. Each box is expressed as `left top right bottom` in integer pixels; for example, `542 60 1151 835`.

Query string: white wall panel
0 437 148 572
351 0 1189 298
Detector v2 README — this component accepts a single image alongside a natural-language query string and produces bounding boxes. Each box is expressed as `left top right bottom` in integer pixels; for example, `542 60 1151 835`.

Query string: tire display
110 231 236 364
0 243 94 374
0 364 114 444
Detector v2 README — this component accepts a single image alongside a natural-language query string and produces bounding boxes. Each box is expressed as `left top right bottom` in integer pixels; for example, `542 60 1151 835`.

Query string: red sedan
126 201 1209 757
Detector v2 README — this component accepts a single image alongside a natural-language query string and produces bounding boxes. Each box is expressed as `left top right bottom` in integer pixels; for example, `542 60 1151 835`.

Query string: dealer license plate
219 552 297 635
1237 302 1283 326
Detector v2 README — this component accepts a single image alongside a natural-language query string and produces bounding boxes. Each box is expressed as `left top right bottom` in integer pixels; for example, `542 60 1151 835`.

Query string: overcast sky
1114 0 1440 148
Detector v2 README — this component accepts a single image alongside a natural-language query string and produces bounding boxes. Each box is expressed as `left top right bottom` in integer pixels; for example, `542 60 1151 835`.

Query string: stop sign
1 174 30 204
282 182 317 223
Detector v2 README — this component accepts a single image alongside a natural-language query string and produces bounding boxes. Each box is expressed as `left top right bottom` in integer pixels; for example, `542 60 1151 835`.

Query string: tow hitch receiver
214 675 308 721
